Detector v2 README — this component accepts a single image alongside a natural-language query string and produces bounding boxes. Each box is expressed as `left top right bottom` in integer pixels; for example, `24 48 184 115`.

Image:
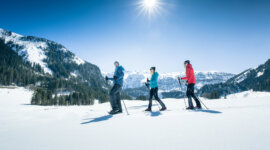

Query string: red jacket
181 64 196 84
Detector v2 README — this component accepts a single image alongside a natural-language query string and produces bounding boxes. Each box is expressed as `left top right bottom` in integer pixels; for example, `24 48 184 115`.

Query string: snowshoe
108 110 122 115
186 106 194 110
160 107 167 111
194 106 202 109
145 108 152 112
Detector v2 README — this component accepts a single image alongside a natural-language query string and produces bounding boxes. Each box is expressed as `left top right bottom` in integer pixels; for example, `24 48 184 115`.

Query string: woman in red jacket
180 60 201 110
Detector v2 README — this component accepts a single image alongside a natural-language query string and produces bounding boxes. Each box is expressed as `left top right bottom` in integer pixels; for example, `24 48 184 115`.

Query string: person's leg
186 84 194 108
115 85 123 112
109 85 118 111
189 84 201 108
153 87 166 109
147 88 154 110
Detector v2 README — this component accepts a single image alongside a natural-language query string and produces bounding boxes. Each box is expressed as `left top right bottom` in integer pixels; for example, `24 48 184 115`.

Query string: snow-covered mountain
0 28 85 75
0 28 109 104
199 59 270 99
105 71 234 98
226 60 268 85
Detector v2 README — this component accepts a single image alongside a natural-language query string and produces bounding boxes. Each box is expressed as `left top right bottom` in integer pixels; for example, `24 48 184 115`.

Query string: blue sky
1 0 270 74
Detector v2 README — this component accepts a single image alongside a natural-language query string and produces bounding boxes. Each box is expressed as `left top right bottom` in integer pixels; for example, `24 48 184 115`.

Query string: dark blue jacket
109 66 125 86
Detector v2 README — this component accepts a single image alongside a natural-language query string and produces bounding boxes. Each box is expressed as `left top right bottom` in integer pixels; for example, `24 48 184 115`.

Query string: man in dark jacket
179 60 201 110
105 61 125 114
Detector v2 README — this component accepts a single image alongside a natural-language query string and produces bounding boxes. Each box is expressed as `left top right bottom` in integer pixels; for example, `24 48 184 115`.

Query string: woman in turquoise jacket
145 67 166 111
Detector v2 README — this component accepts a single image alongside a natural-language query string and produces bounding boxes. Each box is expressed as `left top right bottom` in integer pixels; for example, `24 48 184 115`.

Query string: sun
143 0 157 9
137 0 162 18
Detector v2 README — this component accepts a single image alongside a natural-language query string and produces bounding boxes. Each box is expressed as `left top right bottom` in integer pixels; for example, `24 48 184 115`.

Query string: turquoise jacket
150 72 159 88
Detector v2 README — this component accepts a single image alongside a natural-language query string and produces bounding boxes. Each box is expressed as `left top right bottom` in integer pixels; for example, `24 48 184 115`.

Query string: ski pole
178 78 187 108
197 97 209 110
122 100 129 115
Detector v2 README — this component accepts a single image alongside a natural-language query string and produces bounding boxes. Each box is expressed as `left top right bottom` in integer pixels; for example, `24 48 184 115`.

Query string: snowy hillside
227 59 269 85
0 28 85 75
1 87 270 150
200 59 270 98
0 28 108 104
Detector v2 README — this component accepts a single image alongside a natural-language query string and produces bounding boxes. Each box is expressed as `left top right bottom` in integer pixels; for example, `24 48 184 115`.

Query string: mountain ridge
199 59 270 99
0 28 110 105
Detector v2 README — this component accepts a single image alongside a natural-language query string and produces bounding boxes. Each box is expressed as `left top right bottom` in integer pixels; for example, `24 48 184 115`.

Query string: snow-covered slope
200 59 270 97
0 28 108 104
1 87 270 150
227 59 269 84
0 28 85 75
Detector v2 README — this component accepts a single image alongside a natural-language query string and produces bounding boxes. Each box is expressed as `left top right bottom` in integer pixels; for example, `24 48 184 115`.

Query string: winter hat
150 67 156 71
114 61 119 66
184 60 190 64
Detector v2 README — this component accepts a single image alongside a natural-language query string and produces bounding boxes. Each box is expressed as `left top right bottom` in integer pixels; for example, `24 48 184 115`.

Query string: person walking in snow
145 67 167 111
179 60 202 110
105 61 125 114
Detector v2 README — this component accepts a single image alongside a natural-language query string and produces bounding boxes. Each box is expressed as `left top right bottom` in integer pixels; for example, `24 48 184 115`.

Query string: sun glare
143 0 157 9
137 0 162 18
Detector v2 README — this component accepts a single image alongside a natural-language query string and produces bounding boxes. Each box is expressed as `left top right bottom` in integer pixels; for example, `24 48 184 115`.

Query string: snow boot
194 106 202 109
145 108 152 111
160 107 167 111
186 106 194 110
108 110 122 115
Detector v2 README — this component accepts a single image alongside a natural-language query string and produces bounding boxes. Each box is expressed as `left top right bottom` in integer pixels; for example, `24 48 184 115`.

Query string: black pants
148 87 166 109
186 83 201 107
109 84 122 111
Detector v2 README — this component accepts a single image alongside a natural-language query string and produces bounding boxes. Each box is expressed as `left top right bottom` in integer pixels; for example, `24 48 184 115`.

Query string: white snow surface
0 87 270 150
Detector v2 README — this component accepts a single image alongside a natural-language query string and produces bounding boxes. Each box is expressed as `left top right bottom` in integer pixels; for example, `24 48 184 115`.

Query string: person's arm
181 68 190 81
181 73 188 80
181 76 188 80
105 76 116 81
186 67 192 82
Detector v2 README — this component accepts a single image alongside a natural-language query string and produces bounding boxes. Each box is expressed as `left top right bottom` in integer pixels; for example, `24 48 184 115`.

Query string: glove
113 76 117 80
105 76 108 81
145 82 150 88
177 77 181 81
147 78 150 83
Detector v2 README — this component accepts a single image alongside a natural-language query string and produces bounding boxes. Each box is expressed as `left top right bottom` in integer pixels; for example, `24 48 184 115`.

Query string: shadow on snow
129 104 159 109
150 111 162 117
192 109 222 114
144 111 162 117
81 114 113 124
